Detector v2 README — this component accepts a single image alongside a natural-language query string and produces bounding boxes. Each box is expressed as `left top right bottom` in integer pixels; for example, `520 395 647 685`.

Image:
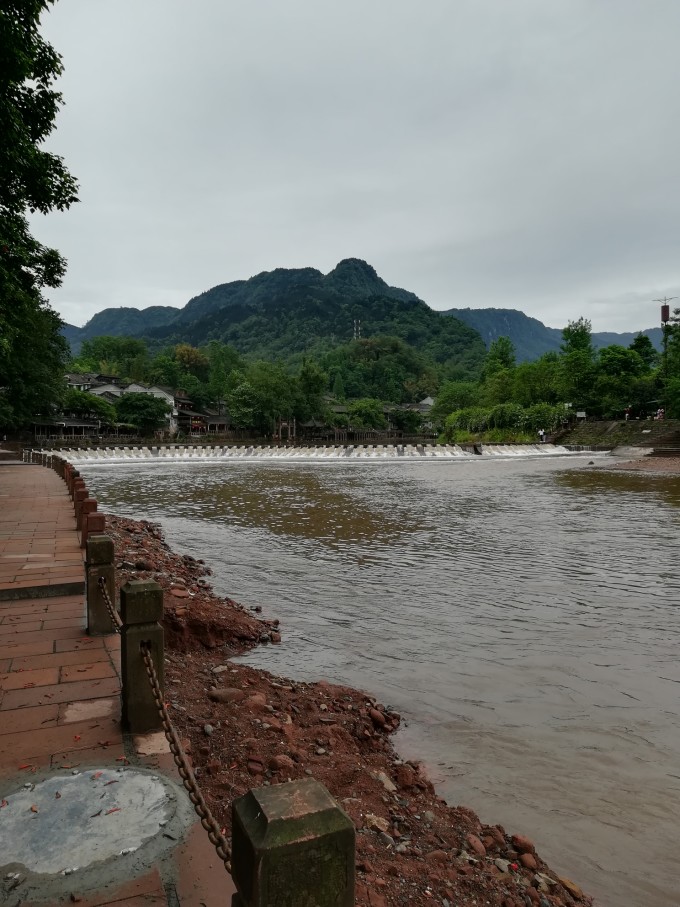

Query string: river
78 454 680 907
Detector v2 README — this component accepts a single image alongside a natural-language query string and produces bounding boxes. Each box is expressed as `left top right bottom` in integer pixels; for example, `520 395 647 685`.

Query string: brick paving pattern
0 464 235 905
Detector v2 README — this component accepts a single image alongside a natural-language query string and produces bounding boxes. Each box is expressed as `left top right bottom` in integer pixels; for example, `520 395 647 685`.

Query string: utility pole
654 296 677 415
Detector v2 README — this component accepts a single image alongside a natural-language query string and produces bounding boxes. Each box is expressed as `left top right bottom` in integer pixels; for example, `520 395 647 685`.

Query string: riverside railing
34 451 356 907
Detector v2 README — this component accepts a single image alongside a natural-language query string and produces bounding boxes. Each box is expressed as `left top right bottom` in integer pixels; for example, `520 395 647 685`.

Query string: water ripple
81 456 680 907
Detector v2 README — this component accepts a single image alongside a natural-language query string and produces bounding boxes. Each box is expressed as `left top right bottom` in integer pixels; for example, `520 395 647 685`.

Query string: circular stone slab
1 768 172 875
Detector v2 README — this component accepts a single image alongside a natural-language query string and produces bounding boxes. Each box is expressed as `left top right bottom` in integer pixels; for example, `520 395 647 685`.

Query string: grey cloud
31 0 680 333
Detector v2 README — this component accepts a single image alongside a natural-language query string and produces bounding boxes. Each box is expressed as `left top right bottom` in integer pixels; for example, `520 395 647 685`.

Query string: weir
42 442 576 465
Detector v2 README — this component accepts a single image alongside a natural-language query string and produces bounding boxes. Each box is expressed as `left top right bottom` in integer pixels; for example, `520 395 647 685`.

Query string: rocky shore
107 513 593 907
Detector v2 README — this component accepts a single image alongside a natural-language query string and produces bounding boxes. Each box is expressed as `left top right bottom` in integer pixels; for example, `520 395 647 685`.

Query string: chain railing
98 575 122 633
140 642 232 873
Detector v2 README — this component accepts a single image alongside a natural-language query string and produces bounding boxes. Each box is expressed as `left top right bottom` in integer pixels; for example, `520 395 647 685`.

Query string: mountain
156 259 485 373
442 307 663 362
64 259 486 375
61 262 663 367
173 259 421 330
62 306 179 355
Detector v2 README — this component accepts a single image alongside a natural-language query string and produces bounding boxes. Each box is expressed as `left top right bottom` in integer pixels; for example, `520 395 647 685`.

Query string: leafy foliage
115 393 171 433
437 313 679 437
0 1 78 428
63 388 115 423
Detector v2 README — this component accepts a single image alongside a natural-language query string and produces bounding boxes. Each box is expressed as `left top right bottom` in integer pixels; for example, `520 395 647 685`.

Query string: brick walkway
0 464 85 600
0 464 235 906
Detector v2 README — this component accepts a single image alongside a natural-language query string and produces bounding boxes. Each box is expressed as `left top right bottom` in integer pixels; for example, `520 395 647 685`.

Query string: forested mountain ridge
61 259 661 366
63 259 486 375
443 307 663 362
173 258 421 330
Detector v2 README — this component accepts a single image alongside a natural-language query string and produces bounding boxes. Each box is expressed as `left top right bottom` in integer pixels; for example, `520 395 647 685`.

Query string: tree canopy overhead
0 0 78 428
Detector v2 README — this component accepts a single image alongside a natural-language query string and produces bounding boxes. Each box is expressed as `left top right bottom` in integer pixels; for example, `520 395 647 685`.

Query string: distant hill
442 307 662 362
63 305 179 355
61 262 663 366
155 259 485 373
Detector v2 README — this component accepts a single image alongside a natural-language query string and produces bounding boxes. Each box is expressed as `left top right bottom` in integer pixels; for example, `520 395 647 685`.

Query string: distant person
538 429 545 443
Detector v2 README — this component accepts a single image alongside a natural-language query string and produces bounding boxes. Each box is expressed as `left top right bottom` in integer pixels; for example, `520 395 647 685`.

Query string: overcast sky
33 0 680 332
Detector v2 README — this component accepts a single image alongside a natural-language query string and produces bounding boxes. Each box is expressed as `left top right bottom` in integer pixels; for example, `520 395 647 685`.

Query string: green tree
558 318 596 410
206 341 242 412
0 303 69 426
247 361 295 433
664 308 680 416
482 336 516 379
115 393 170 434
226 380 257 429
390 409 423 433
149 352 182 389
561 317 594 355
331 370 346 400
175 343 209 380
295 358 328 422
512 354 561 407
628 333 658 371
75 336 148 379
430 381 478 422
62 388 115 423
346 398 387 430
597 345 645 378
0 1 78 428
176 373 210 410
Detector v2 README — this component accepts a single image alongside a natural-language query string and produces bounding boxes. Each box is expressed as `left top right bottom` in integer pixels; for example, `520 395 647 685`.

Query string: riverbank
107 513 592 907
604 455 680 475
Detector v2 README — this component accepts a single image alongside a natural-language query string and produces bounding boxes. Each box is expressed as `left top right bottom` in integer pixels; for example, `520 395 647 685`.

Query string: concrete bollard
78 498 97 537
74 486 88 524
120 580 164 734
70 471 81 496
85 534 116 636
82 511 106 551
231 778 355 907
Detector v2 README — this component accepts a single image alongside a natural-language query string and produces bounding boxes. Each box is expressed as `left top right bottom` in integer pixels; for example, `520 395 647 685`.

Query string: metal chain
98 575 122 633
140 643 232 873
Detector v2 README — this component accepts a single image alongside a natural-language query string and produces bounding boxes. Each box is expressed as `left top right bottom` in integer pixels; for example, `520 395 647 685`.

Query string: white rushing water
55 441 577 464
76 454 680 907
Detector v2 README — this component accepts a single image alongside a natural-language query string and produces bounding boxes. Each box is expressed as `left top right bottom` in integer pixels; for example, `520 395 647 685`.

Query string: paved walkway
0 465 85 600
0 464 235 906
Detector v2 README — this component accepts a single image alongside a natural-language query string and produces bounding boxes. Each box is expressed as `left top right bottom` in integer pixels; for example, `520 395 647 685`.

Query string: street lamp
655 296 677 415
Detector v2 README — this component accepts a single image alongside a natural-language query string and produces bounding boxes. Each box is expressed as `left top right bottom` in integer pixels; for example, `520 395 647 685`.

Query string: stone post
79 498 97 538
120 580 164 734
82 511 106 550
74 486 88 525
85 534 116 636
72 477 86 501
69 470 82 497
231 778 355 907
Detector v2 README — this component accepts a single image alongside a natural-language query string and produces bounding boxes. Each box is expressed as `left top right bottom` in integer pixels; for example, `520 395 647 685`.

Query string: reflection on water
80 457 680 907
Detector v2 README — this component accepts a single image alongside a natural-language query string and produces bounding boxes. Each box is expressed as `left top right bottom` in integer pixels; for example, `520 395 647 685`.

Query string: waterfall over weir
57 442 577 465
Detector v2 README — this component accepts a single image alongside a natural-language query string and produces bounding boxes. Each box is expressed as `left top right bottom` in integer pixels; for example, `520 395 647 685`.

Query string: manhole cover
0 767 188 882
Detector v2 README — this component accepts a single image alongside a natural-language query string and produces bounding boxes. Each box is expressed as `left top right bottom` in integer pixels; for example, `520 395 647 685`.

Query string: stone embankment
107 513 593 907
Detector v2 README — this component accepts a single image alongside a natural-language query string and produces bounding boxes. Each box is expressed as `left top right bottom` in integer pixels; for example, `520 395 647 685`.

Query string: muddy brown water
80 455 680 907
